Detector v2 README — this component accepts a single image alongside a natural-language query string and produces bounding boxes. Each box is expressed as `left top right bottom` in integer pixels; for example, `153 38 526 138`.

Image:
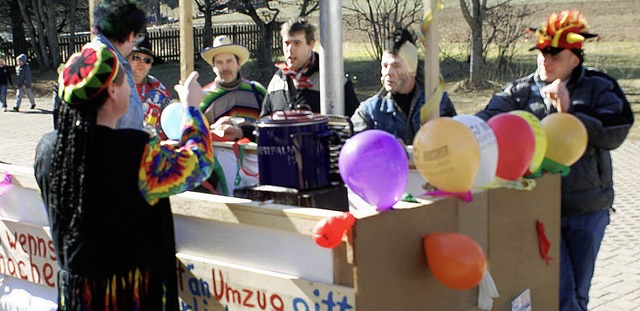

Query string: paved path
0 95 638 310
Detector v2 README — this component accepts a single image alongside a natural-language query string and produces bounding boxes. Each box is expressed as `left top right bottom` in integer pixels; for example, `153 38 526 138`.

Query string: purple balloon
339 130 408 211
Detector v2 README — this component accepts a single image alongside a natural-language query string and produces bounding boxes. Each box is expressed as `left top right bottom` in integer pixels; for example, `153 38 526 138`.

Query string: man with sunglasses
130 40 171 138
91 0 147 130
476 11 633 310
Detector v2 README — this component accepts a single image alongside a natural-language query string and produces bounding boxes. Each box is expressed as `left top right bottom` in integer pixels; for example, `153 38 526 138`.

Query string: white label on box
511 288 532 311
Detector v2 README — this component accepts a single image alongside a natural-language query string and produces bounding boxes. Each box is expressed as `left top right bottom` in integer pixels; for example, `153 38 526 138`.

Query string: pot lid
259 109 328 125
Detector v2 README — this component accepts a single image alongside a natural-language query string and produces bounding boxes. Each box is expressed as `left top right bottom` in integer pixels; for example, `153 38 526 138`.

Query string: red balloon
487 114 535 181
312 212 356 248
424 233 486 290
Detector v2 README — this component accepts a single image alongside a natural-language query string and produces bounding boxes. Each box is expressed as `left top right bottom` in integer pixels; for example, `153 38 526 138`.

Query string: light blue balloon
160 102 184 140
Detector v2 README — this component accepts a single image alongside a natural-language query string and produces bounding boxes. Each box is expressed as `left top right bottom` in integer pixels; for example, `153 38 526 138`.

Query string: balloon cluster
409 112 587 195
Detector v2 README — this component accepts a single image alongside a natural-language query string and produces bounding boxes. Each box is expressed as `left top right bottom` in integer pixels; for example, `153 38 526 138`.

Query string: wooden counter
0 163 560 310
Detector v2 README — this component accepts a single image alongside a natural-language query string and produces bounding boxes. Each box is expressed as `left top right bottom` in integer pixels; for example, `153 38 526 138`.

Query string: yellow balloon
510 111 548 174
541 113 588 166
412 118 480 192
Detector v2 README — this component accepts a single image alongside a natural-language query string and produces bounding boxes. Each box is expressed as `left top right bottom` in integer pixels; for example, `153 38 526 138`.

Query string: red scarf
275 53 315 89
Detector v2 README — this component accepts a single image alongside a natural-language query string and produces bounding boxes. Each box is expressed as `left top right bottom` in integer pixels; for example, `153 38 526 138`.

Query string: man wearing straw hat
476 10 633 310
200 35 266 141
198 35 264 195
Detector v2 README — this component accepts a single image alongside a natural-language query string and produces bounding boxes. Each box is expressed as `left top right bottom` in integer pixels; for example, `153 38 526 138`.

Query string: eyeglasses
135 33 146 44
131 54 153 64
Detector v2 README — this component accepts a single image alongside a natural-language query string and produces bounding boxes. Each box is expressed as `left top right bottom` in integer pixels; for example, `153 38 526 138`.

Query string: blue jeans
559 208 609 311
14 86 35 108
0 85 6 107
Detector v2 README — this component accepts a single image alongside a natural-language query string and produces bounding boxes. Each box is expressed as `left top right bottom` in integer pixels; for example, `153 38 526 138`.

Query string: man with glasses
91 0 147 129
130 40 171 138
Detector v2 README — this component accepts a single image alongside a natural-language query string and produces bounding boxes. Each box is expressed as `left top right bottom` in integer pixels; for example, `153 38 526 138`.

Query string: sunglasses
135 33 146 44
132 54 153 64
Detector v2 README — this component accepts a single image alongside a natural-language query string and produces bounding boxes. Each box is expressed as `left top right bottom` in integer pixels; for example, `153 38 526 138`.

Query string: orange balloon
541 113 588 166
412 118 480 192
424 233 487 290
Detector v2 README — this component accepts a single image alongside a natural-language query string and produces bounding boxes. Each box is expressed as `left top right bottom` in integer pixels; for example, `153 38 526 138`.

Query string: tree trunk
44 0 61 68
154 0 161 24
469 25 483 85
33 0 52 69
258 21 275 69
203 0 213 46
16 0 45 69
460 0 485 86
67 0 79 58
9 0 29 60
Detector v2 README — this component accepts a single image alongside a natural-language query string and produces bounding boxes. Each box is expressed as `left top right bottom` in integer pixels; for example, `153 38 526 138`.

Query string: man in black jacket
260 17 359 117
476 11 633 311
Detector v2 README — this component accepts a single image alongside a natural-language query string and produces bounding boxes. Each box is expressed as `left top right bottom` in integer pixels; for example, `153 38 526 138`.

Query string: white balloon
453 115 499 188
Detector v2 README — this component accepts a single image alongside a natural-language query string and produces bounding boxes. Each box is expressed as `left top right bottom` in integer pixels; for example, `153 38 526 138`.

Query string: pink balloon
339 130 408 211
487 114 535 181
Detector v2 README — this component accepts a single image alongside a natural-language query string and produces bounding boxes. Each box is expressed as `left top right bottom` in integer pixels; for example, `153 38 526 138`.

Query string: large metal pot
256 109 332 190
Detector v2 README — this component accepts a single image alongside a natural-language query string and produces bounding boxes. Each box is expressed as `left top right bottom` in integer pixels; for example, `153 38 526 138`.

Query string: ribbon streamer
418 0 445 124
424 190 474 202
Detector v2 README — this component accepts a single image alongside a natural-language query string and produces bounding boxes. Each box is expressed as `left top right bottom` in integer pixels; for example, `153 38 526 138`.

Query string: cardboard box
487 174 560 310
350 174 560 310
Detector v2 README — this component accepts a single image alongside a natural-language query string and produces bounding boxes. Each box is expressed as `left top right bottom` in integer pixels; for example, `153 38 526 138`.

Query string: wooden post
88 0 99 39
424 0 440 122
179 0 194 82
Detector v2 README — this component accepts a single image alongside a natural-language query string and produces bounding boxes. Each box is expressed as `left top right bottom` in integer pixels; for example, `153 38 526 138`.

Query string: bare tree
483 3 535 76
343 0 423 62
43 0 62 68
459 0 487 87
17 0 46 68
281 0 319 17
194 0 214 47
1 0 30 63
460 0 532 87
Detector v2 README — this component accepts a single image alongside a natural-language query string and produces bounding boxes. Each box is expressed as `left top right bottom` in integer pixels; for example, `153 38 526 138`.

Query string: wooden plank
179 0 194 81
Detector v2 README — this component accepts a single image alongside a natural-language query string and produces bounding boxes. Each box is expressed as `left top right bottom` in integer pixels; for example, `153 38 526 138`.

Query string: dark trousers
559 208 609 311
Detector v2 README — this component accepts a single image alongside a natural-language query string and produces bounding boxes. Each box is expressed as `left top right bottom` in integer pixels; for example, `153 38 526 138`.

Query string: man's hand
174 72 203 108
541 78 570 112
210 116 243 141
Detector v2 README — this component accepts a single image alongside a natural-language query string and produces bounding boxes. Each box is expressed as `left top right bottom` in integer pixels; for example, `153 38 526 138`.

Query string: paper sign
0 219 58 288
177 253 356 311
511 288 532 311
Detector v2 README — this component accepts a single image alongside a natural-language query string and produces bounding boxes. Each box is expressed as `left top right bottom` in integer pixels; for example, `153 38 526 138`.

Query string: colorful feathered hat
530 10 598 53
58 42 120 106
